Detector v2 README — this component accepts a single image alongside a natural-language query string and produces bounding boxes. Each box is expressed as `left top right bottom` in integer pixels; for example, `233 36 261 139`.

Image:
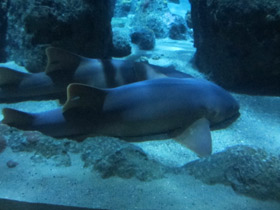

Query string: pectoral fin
0 67 29 87
174 118 212 157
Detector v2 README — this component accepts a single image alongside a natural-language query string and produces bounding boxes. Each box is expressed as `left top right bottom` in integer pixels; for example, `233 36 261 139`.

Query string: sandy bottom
0 39 279 209
1 149 279 210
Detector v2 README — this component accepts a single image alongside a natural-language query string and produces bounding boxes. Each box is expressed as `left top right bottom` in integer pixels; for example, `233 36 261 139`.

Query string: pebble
6 160 19 168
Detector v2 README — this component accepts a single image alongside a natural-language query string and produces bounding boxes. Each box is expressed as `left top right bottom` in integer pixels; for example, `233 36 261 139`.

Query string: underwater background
0 0 280 209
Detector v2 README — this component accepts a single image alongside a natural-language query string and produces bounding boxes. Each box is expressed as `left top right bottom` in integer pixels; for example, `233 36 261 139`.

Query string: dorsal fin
63 83 107 120
0 67 29 87
45 47 84 82
2 108 34 128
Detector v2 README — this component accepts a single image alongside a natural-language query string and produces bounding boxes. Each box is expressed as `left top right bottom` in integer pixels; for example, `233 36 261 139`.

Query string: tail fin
63 83 107 120
0 67 29 87
45 47 85 81
2 108 34 128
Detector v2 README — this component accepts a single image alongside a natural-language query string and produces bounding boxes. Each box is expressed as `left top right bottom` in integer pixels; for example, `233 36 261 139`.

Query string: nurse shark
2 78 240 157
0 47 191 102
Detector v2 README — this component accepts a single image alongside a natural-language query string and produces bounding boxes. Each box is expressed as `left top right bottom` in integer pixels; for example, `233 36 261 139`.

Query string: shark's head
202 82 240 129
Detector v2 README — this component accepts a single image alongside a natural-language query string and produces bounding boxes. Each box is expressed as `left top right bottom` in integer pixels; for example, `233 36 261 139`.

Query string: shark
2 78 240 157
0 47 191 103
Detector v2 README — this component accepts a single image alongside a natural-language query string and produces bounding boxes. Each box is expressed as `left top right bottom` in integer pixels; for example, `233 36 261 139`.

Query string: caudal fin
45 47 85 81
62 83 107 121
0 67 29 87
2 108 34 128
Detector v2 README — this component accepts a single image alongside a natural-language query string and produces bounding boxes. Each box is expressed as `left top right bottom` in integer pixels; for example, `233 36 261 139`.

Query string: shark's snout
208 93 240 130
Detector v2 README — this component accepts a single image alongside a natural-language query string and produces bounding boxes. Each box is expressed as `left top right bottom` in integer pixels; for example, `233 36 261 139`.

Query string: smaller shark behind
2 78 240 157
0 47 191 102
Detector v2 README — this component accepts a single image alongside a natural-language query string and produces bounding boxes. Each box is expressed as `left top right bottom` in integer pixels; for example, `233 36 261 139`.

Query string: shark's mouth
210 111 240 130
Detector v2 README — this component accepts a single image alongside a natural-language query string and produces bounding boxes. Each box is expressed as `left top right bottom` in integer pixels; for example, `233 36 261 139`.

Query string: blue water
0 1 279 210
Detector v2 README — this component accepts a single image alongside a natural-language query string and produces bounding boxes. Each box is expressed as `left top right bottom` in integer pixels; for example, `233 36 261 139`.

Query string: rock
130 27 155 50
31 152 72 167
137 0 169 14
185 10 192 29
182 145 280 201
0 135 7 153
168 0 180 4
131 0 170 38
2 124 169 181
114 0 151 17
81 137 126 168
114 0 132 17
190 0 280 94
145 14 170 38
94 144 167 181
8 131 80 156
2 125 80 166
81 137 167 181
131 0 190 39
111 17 127 28
4 0 114 72
0 1 8 62
6 160 18 168
111 28 131 57
169 14 187 40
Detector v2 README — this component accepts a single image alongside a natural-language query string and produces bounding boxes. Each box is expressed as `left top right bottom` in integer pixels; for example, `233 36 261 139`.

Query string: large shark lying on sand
2 78 240 157
0 47 191 102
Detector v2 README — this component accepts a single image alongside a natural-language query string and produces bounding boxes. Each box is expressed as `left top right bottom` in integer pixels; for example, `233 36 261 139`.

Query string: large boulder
182 145 280 201
131 0 188 40
114 0 136 17
169 14 187 40
131 0 169 38
111 28 131 57
94 144 167 181
1 123 168 181
0 1 8 62
190 0 280 94
130 27 156 50
4 0 114 72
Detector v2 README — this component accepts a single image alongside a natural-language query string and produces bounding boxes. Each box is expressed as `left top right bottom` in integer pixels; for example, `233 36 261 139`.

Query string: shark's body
2 78 240 157
0 48 191 102
0 70 64 102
